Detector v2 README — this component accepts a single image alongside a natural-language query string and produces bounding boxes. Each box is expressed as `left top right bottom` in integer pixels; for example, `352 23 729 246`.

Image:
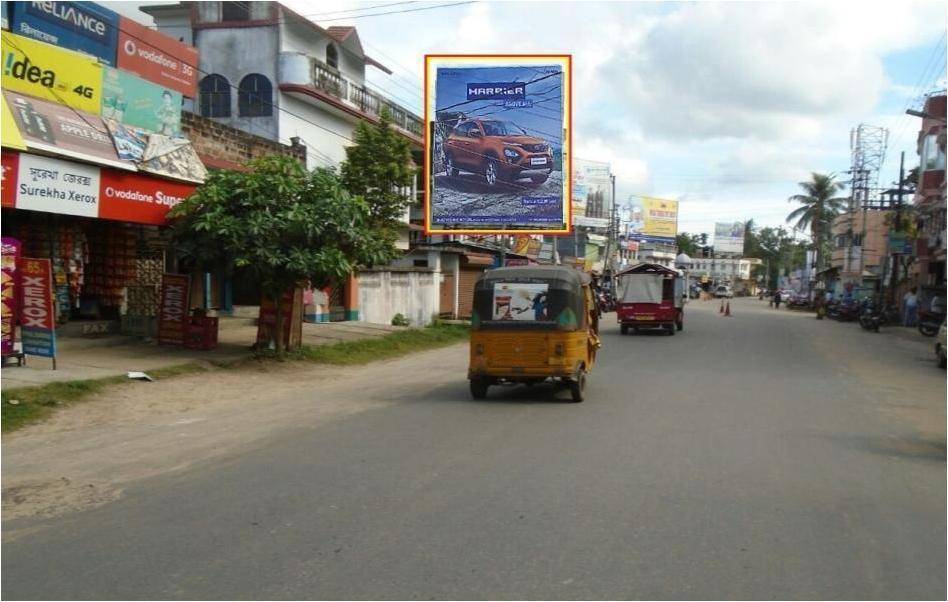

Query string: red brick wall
181 111 306 170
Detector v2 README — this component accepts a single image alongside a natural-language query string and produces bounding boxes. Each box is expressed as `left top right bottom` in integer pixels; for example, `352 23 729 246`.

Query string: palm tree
786 173 847 270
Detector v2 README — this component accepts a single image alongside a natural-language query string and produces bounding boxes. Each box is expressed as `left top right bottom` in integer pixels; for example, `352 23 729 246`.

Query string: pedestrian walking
773 290 782 309
902 286 919 326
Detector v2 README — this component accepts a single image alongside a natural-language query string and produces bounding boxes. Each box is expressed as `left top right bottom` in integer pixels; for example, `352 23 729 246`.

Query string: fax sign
466 82 526 100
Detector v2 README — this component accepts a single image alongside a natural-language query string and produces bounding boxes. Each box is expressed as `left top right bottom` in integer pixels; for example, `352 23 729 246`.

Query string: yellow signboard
1 31 103 114
642 197 679 238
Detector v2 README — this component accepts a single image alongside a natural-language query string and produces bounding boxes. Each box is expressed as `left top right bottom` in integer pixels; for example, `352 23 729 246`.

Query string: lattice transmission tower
844 124 888 280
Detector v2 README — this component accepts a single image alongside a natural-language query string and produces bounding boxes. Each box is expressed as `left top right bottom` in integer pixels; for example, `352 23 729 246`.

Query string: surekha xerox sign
425 55 571 234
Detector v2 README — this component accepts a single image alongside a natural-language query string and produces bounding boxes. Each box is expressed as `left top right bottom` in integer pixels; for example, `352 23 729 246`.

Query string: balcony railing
309 56 423 139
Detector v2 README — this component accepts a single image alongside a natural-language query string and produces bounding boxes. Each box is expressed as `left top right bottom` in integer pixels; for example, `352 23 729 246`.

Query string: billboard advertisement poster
256 288 303 349
139 134 208 183
117 16 198 98
16 153 100 218
99 170 194 225
17 257 56 358
627 197 678 243
572 158 611 221
8 1 119 66
4 90 132 170
2 151 18 208
714 221 745 254
513 235 532 256
425 55 571 234
157 273 190 345
2 96 27 150
102 67 182 136
1 31 104 114
2 237 21 355
492 282 550 321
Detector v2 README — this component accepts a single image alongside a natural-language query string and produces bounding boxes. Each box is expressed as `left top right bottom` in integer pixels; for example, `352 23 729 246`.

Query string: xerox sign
466 82 526 101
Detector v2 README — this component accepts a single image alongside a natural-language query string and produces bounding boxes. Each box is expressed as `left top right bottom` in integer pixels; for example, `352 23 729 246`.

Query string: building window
238 74 272 117
199 74 231 117
326 43 339 69
221 1 250 21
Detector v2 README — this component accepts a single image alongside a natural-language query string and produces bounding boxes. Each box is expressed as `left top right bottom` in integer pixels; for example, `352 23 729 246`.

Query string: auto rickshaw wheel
620 324 629 335
469 378 489 399
569 371 586 403
665 324 675 336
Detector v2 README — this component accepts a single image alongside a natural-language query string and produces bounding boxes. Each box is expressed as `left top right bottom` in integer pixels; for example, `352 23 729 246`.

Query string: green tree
675 232 702 256
169 155 395 356
786 173 847 271
341 108 416 247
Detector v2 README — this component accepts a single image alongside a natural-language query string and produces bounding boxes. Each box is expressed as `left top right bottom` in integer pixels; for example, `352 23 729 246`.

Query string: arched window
326 43 338 69
238 74 272 117
199 74 231 117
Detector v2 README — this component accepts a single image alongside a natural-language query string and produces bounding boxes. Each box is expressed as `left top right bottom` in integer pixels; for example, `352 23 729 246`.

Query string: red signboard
157 273 191 345
117 17 199 98
99 170 195 225
1 151 17 208
17 257 56 358
1 237 20 356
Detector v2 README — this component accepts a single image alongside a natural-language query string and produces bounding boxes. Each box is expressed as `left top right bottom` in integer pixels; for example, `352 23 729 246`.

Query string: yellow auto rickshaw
468 266 601 402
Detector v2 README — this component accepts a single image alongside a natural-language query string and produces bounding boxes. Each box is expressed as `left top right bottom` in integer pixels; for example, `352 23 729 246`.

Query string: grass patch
300 323 469 365
1 362 206 433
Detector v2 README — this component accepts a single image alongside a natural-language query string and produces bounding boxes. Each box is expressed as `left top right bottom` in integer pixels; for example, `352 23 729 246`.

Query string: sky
115 0 948 237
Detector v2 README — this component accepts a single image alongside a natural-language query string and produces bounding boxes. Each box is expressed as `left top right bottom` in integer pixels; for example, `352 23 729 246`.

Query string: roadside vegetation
1 324 468 433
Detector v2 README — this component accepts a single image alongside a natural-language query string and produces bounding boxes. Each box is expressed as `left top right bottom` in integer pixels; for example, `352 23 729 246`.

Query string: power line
299 1 421 18
313 1 477 23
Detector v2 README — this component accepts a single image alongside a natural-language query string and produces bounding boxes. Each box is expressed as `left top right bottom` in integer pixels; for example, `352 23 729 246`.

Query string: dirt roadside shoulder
2 341 469 529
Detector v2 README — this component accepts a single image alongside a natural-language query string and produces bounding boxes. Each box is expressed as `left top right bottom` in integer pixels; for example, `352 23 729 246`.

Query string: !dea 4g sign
8 1 119 66
2 31 102 114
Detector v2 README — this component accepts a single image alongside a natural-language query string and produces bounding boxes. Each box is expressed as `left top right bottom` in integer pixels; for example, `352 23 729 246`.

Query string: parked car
443 118 554 187
936 322 947 368
786 291 810 309
714 285 733 298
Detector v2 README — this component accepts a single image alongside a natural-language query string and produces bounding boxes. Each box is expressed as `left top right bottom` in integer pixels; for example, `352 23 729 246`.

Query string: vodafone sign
99 170 195 225
117 16 198 97
6 152 195 226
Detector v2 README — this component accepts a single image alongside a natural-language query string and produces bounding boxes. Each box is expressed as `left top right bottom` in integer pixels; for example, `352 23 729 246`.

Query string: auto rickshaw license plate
636 315 655 320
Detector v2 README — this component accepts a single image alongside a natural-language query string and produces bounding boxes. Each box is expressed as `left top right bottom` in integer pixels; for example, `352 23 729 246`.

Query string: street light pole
887 151 906 304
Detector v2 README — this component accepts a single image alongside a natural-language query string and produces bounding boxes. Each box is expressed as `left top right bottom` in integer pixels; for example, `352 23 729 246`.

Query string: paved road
3 299 945 599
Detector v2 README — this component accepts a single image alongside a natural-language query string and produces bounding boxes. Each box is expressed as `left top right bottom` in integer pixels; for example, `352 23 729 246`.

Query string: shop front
1 150 196 337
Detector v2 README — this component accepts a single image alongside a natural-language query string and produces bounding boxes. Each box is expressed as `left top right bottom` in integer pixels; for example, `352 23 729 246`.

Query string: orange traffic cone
725 301 731 317
719 300 725 313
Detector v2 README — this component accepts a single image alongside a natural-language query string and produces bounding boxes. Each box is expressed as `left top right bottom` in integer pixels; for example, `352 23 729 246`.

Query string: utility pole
888 151 906 304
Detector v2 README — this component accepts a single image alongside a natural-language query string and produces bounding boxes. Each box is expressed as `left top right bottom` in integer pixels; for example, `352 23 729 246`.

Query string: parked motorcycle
827 299 860 322
859 298 900 331
918 309 946 337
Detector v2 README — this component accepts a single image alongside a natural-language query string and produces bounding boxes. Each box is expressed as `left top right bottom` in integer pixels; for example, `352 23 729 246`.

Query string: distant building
911 93 946 289
830 209 889 293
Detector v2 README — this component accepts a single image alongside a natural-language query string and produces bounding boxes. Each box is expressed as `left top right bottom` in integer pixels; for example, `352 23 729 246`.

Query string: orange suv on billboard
443 119 554 187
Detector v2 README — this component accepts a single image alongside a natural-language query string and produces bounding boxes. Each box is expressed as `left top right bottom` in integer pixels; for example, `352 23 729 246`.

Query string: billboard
572 158 611 221
714 221 745 254
117 16 198 98
425 55 571 234
4 90 131 170
1 237 20 356
627 197 678 244
8 1 119 66
492 282 550 321
6 151 194 225
102 67 182 136
1 31 104 114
